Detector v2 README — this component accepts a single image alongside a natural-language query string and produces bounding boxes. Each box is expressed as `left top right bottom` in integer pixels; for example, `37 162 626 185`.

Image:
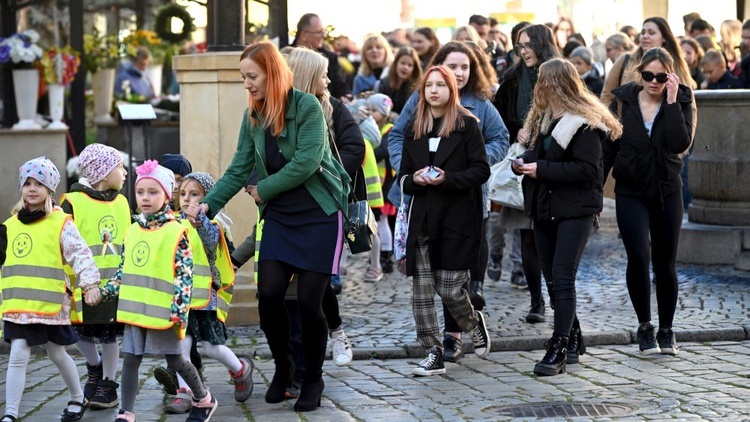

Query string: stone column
678 90 750 270
207 0 245 52
173 52 259 325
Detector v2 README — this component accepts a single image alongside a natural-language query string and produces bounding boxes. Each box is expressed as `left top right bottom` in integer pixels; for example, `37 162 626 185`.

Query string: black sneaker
88 378 119 409
154 365 179 395
510 271 528 289
657 328 679 355
83 362 103 402
487 261 502 281
411 347 446 376
637 322 661 355
526 300 546 323
442 334 464 363
186 391 218 422
469 311 491 358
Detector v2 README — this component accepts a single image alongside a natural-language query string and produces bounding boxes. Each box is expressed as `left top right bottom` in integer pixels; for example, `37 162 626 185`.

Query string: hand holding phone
506 156 525 167
425 166 441 180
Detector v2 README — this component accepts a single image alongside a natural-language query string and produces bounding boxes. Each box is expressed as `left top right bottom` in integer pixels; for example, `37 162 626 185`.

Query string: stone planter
11 68 42 130
92 69 116 124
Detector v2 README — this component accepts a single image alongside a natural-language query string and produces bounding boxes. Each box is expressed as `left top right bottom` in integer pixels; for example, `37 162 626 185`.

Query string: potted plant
0 30 44 129
84 28 120 123
38 45 80 129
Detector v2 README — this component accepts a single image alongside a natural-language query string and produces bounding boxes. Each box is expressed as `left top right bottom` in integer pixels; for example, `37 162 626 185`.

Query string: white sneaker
331 329 353 366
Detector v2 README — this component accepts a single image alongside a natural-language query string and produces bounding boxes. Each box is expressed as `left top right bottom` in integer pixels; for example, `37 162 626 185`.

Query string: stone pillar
173 52 259 325
678 90 750 270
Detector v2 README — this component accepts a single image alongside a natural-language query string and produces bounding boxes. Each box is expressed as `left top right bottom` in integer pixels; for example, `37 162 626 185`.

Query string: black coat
322 48 352 99
331 97 366 200
493 66 523 143
397 115 490 276
604 82 693 199
519 114 605 221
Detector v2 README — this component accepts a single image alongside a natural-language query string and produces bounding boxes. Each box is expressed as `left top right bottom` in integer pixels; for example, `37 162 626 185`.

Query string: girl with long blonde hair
398 65 492 377
513 58 621 376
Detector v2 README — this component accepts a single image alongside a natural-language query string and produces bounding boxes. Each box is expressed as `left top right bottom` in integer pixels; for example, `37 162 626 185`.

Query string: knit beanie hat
160 153 192 177
182 172 215 195
367 93 393 116
19 156 60 192
135 159 175 199
77 143 123 185
570 46 594 66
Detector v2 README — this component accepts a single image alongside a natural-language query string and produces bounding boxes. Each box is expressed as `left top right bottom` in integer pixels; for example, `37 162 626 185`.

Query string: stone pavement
4 198 750 420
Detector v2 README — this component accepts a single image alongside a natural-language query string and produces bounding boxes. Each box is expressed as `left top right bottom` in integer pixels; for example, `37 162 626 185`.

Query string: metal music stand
117 104 157 205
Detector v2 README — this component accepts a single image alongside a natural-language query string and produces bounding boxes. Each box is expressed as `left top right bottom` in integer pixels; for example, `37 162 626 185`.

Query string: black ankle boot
380 251 394 273
84 362 103 402
293 378 325 412
567 319 586 364
533 335 569 376
265 360 294 404
469 280 485 310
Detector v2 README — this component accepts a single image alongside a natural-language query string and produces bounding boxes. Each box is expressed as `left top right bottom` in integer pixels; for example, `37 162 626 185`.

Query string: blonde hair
286 47 335 141
412 66 475 139
719 19 742 63
524 58 622 147
11 191 53 215
453 25 487 50
358 33 394 76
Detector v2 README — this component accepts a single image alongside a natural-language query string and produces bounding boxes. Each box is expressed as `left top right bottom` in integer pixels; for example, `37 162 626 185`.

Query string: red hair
240 41 294 136
412 66 473 139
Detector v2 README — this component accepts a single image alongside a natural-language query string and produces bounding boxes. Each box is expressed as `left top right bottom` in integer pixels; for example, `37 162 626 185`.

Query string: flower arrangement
0 30 44 69
121 29 167 64
83 28 120 74
39 45 81 86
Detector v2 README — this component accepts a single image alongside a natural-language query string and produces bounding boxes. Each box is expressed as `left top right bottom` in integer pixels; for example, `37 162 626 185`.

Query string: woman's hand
511 158 525 172
425 166 445 186
666 73 679 104
198 203 210 217
517 128 530 146
413 167 430 186
518 162 538 178
84 287 102 306
184 203 202 226
249 186 264 204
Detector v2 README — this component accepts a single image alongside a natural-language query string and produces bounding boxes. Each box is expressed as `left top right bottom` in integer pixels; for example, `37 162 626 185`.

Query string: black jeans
616 193 683 329
258 260 329 382
534 216 593 337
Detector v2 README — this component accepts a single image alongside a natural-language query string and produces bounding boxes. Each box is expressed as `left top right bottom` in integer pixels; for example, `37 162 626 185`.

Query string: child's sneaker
165 388 192 414
186 391 218 422
89 378 120 409
331 329 353 366
83 362 103 402
114 410 135 422
229 356 254 402
154 366 179 395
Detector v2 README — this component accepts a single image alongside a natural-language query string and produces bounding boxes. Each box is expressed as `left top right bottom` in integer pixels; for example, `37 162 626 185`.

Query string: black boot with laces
534 335 569 376
567 318 586 364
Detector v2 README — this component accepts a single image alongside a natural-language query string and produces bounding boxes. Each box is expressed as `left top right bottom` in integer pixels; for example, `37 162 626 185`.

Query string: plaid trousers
412 232 478 350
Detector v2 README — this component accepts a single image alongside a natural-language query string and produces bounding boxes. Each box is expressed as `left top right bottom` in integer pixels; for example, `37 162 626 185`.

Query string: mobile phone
425 166 441 179
506 156 525 166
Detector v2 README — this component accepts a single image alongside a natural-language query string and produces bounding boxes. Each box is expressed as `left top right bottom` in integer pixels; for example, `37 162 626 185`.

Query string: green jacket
203 89 350 218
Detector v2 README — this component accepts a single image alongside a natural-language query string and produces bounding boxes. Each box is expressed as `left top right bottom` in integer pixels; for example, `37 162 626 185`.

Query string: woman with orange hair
199 41 350 412
398 65 492 377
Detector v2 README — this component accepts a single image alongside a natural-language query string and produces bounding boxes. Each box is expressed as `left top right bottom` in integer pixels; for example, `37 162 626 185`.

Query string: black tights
616 193 682 329
258 260 329 382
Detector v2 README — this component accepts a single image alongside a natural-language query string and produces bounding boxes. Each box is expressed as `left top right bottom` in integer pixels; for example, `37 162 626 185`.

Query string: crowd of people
1 9 749 421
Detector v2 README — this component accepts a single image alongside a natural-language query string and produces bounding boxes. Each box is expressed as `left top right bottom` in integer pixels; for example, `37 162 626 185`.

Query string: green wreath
154 3 195 44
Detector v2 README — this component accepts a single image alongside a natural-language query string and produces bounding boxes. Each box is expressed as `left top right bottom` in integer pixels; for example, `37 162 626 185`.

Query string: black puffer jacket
603 82 693 199
520 114 605 221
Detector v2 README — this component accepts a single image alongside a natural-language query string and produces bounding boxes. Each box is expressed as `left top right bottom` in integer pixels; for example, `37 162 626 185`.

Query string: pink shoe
187 391 218 421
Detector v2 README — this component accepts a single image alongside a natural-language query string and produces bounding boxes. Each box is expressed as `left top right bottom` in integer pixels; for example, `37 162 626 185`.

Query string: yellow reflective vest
1 210 69 316
377 123 394 184
180 219 213 310
214 223 235 323
118 220 188 338
363 140 384 208
60 192 130 324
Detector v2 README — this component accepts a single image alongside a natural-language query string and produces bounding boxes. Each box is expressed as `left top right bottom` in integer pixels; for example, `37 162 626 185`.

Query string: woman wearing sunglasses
603 47 694 357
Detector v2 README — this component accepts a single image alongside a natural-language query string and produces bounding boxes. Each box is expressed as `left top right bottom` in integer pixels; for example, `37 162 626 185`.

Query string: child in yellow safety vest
153 171 252 415
89 160 218 422
60 143 129 410
0 156 101 422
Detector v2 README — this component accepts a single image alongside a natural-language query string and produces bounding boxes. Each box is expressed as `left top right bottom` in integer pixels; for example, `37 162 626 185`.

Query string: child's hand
84 287 102 306
184 203 202 226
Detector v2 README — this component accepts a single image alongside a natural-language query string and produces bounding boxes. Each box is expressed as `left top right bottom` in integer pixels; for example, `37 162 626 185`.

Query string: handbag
488 142 526 210
393 175 410 261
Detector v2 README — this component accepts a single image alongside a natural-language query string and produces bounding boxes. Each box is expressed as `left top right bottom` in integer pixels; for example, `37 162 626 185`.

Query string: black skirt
74 323 124 344
3 321 79 347
187 310 227 345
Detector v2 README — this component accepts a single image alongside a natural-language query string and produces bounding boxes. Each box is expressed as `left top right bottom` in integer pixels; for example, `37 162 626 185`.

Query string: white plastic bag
488 142 526 210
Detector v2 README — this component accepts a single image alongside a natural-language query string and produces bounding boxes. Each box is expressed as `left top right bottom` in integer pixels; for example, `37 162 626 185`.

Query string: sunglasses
641 71 668 83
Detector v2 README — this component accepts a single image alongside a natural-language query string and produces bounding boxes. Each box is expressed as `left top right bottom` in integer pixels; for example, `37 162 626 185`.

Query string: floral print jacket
102 206 193 323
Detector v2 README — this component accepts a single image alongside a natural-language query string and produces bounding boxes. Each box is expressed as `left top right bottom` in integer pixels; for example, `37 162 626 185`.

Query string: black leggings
534 216 592 337
257 260 329 381
520 229 544 307
616 193 683 329
121 353 205 412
